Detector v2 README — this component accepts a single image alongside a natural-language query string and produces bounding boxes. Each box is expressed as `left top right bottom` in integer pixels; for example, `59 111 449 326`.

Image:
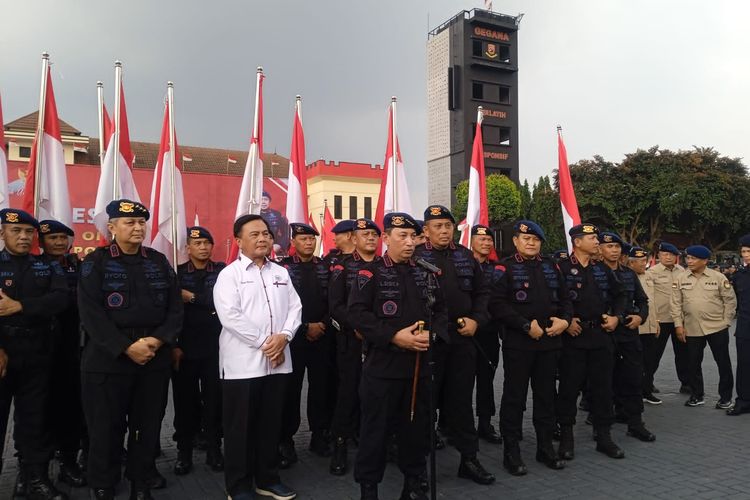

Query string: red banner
6 160 288 260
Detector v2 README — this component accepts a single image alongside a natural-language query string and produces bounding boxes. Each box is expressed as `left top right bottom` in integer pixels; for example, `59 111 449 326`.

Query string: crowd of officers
0 198 747 500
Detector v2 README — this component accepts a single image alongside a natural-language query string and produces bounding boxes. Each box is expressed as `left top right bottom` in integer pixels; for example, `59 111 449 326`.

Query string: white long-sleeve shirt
213 253 302 379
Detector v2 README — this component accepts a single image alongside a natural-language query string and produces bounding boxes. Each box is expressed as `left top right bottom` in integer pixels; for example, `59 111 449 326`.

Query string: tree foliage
454 174 521 225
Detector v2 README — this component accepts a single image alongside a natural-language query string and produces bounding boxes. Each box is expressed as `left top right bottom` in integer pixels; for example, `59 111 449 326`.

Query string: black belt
120 327 155 341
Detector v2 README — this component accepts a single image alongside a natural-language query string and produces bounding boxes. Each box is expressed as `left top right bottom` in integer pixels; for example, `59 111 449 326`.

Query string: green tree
529 176 567 252
519 179 532 219
454 173 521 225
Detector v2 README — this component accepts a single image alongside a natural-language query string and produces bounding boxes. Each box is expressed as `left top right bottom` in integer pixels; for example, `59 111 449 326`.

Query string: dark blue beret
621 242 633 255
262 191 271 200
739 234 750 248
628 246 648 258
472 224 492 237
0 209 39 229
569 223 599 237
106 199 150 221
685 245 711 260
598 231 623 246
553 249 569 260
331 219 356 234
423 205 455 224
187 226 213 244
384 212 421 234
354 218 381 236
39 219 74 237
290 223 319 237
514 220 546 241
415 219 424 230
658 242 679 255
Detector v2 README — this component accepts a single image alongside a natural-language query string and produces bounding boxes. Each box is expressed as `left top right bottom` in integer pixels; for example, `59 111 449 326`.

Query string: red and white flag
147 100 187 267
227 155 238 164
182 153 192 162
93 83 141 238
374 99 412 253
284 98 308 226
459 108 489 247
320 204 336 258
228 69 264 262
557 127 581 253
101 102 113 151
22 65 72 227
0 93 9 210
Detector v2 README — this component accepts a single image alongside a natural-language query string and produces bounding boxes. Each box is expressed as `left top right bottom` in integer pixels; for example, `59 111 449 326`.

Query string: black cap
290 223 319 237
383 212 421 234
739 234 750 248
514 220 546 241
106 199 150 221
331 220 356 234
471 224 492 236
628 246 648 258
568 223 599 238
0 209 39 229
354 218 381 236
598 231 623 246
423 205 455 223
39 219 74 237
188 226 213 244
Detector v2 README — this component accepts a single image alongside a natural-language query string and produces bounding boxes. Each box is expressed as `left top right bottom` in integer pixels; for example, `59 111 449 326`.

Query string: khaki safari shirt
647 262 684 323
670 267 736 337
637 272 659 334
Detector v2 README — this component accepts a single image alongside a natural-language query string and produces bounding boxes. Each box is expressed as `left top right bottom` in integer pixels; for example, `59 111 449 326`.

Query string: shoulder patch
495 264 506 272
357 269 373 290
724 281 732 289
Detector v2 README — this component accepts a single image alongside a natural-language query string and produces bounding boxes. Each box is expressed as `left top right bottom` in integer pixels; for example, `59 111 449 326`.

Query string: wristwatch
283 332 293 343
189 293 196 304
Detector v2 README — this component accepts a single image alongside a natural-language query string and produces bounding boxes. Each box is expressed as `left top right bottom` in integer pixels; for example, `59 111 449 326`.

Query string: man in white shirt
213 214 302 500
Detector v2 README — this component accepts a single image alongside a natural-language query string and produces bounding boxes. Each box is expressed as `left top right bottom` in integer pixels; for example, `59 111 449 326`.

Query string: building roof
4 111 82 136
306 160 383 180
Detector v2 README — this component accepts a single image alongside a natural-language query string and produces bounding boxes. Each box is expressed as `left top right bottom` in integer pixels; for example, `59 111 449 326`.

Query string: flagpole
113 61 122 199
247 66 263 215
296 94 302 122
167 82 178 269
97 81 105 164
33 52 50 218
390 96 398 212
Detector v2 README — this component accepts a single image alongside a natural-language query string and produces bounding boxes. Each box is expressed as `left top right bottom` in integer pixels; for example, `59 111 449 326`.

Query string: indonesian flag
227 155 238 164
182 153 192 162
147 101 187 268
0 94 9 210
228 70 264 262
22 67 72 227
284 100 308 226
93 83 140 239
102 103 113 151
320 204 336 258
374 102 412 253
459 108 489 247
557 127 581 253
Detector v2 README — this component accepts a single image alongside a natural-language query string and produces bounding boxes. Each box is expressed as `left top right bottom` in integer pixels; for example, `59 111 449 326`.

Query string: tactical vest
420 241 475 291
337 251 380 295
564 255 610 304
372 254 430 320
97 244 171 311
179 261 222 294
504 254 560 304
615 266 639 315
282 255 329 297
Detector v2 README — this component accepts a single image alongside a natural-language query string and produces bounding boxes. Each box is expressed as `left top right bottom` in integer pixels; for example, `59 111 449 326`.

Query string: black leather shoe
25 463 69 500
144 471 166 490
91 488 115 500
558 425 574 460
329 437 348 476
727 404 749 416
309 432 332 457
360 481 379 500
477 420 503 444
129 486 154 500
458 455 495 485
502 444 527 476
535 430 565 470
627 425 656 442
14 466 27 497
399 475 427 500
206 447 224 472
174 449 193 476
595 429 625 459
58 460 87 487
278 440 298 469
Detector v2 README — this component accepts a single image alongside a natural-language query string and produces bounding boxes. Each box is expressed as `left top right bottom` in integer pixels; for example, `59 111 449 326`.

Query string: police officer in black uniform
556 224 627 461
729 233 750 415
278 223 335 467
469 224 503 444
328 218 381 475
324 219 357 265
0 209 68 500
414 205 494 485
172 226 226 476
490 220 571 476
38 220 87 489
260 191 289 255
598 232 655 442
78 200 182 500
349 212 446 500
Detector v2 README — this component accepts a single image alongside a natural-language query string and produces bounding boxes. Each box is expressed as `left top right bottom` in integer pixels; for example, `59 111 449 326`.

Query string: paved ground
2 333 749 499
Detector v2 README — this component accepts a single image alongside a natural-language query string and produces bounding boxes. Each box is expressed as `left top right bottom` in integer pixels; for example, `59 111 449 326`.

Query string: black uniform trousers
172 355 222 450
613 339 645 425
736 337 750 409
651 322 693 386
500 348 558 442
557 338 615 428
223 374 286 496
330 333 362 439
0 348 53 465
49 327 85 458
354 372 428 483
686 329 734 401
433 339 478 455
82 368 170 489
640 333 659 395
474 329 500 419
281 335 335 442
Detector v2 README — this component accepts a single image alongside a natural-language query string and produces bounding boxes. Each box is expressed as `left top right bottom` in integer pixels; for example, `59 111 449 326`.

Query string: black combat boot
360 481 379 500
206 446 225 472
14 458 28 497
58 452 87 487
329 437 348 475
277 439 298 469
535 429 565 470
595 427 625 459
25 463 68 500
173 445 193 475
558 425 575 460
477 417 503 444
309 432 332 457
502 439 528 476
399 475 427 500
128 482 153 500
626 422 656 442
458 454 495 484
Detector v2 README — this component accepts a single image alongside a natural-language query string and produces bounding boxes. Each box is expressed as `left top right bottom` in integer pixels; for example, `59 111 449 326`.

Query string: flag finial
167 81 174 88
96 81 103 87
556 125 562 132
391 96 397 102
256 66 263 73
114 60 122 67
42 52 49 59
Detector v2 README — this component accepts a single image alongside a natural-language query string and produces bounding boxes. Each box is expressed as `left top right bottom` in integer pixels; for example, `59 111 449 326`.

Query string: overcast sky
3 0 749 210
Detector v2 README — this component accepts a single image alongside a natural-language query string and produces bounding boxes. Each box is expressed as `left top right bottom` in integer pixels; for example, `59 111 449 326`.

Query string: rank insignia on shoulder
724 281 732 289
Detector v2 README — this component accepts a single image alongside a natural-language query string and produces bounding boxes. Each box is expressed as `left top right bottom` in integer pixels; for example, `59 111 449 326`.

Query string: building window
349 196 358 219
481 125 512 147
471 81 510 105
364 197 372 219
472 82 483 100
19 146 31 158
334 195 342 219
472 39 483 58
472 40 511 63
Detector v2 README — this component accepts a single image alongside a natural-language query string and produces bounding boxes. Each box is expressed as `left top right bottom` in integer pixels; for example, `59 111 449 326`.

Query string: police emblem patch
476 227 487 235
582 225 595 233
357 220 367 229
4 279 12 287
190 229 200 238
519 223 529 233
40 223 50 233
119 202 135 213
5 212 19 223
571 268 579 275
515 290 527 301
429 207 442 216
382 300 398 316
391 216 405 226
107 292 124 308
604 235 613 242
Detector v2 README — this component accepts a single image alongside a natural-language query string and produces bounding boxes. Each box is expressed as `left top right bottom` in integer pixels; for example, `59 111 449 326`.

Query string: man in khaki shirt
628 247 662 405
671 245 736 408
645 242 691 393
